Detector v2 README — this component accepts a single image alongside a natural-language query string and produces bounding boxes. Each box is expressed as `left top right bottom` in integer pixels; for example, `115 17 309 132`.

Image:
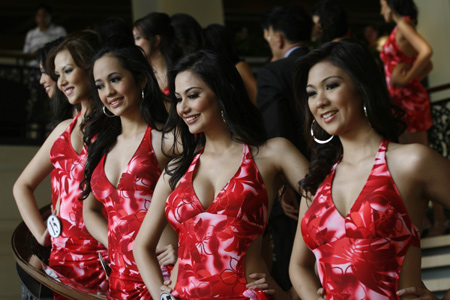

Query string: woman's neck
339 127 384 165
120 115 147 139
78 99 90 122
203 124 238 154
392 13 403 24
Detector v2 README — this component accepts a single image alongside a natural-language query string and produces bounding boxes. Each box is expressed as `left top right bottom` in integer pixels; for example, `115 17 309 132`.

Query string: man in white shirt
23 4 66 65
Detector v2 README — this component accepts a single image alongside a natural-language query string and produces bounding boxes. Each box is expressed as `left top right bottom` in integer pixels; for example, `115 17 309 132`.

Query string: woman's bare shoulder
388 142 444 173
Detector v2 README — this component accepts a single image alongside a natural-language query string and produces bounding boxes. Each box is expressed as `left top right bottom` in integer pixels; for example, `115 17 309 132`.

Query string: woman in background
133 12 182 97
81 40 177 300
379 0 432 143
379 0 446 237
13 31 108 298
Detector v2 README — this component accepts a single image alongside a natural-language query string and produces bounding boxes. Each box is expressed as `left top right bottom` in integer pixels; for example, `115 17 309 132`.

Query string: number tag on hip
47 215 62 238
160 292 176 300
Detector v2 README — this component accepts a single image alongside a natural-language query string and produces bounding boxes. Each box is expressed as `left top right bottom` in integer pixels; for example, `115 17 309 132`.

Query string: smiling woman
289 39 450 300
132 50 309 300
80 38 177 300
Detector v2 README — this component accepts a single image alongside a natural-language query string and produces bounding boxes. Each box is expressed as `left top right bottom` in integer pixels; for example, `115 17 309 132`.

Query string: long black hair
293 39 405 198
80 39 167 199
164 50 267 189
312 0 349 44
387 0 418 21
203 24 240 65
171 13 204 56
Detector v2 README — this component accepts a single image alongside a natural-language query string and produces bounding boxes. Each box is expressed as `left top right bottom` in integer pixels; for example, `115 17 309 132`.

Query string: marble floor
0 145 51 300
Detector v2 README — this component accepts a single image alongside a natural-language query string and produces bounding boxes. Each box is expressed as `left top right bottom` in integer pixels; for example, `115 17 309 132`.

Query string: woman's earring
103 106 116 118
363 104 368 118
221 110 226 123
310 120 334 144
141 90 145 100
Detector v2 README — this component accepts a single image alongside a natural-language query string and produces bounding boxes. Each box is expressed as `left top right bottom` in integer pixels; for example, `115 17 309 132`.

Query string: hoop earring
103 106 115 118
310 120 334 144
141 90 145 100
363 104 368 118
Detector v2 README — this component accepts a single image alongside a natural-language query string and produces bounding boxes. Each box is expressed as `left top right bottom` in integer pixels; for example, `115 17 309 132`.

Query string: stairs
421 234 450 298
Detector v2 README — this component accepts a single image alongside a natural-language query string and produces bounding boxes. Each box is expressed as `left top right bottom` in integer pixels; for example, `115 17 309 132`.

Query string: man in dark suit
257 6 312 298
257 5 312 157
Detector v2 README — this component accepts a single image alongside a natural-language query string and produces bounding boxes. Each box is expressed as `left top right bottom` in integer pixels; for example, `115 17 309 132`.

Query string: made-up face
133 27 151 59
39 62 56 99
175 70 223 135
306 60 365 138
380 0 393 23
54 49 90 105
93 54 143 118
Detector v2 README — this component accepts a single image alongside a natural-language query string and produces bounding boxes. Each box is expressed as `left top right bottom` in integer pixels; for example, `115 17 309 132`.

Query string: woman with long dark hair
133 50 309 300
81 40 177 300
289 39 450 299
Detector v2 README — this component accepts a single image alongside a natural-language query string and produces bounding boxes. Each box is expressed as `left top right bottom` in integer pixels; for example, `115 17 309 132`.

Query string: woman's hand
317 287 326 300
396 284 441 300
391 62 412 87
156 244 177 267
160 279 173 295
280 186 300 221
246 273 275 297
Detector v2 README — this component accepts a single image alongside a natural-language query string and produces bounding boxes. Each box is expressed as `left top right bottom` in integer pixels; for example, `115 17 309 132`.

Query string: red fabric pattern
163 86 170 96
379 18 433 132
165 144 269 300
91 126 165 300
301 139 421 299
49 113 108 297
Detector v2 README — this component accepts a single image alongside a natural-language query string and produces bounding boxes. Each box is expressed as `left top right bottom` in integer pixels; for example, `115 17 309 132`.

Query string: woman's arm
245 235 293 299
271 138 309 192
397 282 450 300
13 120 70 246
236 61 258 106
289 197 322 299
392 18 433 86
134 171 174 299
416 145 450 211
83 193 108 248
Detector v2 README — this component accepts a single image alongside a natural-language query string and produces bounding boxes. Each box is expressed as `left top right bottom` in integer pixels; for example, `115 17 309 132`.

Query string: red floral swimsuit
165 144 269 300
91 126 167 300
49 113 108 298
301 139 421 300
379 18 433 132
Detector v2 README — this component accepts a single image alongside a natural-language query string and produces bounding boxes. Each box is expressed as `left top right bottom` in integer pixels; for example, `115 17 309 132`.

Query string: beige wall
131 0 224 27
416 0 450 102
0 145 51 299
